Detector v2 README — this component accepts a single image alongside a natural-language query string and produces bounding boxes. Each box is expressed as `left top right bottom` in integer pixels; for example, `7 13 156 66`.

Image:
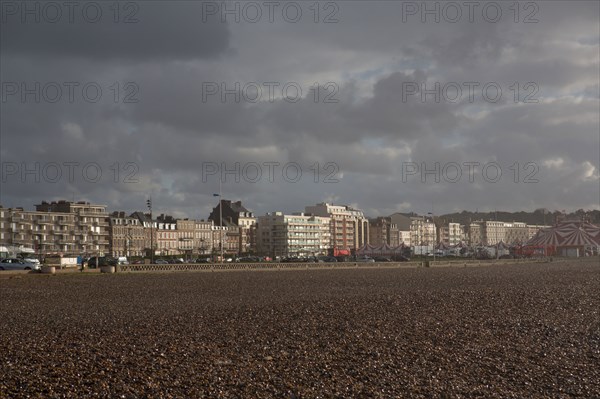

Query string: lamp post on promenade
213 179 224 263
147 198 154 264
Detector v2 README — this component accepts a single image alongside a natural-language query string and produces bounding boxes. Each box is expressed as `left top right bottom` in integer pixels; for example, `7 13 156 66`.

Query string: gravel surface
1 260 599 398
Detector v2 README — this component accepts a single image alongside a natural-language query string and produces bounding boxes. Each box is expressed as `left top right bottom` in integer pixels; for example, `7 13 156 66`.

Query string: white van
117 257 129 265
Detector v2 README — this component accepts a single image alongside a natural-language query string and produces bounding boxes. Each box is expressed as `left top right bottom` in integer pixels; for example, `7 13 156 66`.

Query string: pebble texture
1 260 599 398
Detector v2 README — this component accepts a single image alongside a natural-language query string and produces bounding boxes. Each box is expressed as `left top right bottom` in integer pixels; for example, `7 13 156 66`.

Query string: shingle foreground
1 261 599 398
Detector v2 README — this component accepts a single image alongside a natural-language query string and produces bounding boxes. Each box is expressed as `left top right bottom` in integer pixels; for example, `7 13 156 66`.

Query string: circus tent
525 221 600 256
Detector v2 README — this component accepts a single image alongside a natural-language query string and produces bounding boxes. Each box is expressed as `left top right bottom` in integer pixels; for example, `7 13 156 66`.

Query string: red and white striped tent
526 221 600 256
356 243 405 257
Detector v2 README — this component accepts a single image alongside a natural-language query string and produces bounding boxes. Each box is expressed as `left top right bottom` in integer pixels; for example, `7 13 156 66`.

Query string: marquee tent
525 221 600 256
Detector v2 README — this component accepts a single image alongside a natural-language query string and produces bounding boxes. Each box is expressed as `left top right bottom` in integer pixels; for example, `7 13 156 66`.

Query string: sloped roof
229 200 250 214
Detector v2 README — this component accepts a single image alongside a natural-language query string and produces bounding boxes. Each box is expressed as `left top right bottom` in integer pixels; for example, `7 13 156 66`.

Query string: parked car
335 256 351 262
155 259 169 264
354 256 375 263
85 257 118 268
0 258 41 271
237 256 261 262
373 256 392 262
317 256 338 263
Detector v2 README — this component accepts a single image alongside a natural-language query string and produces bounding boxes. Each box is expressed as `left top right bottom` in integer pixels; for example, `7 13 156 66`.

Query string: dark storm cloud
1 2 231 61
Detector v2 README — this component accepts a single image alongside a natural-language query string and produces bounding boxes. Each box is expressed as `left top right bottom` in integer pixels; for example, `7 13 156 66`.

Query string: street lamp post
146 198 154 264
213 179 224 263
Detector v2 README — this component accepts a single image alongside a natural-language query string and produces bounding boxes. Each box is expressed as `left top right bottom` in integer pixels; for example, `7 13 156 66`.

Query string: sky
1 0 599 219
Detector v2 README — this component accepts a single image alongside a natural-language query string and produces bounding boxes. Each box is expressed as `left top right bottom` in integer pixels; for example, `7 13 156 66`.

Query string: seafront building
209 200 257 255
256 212 330 258
0 200 567 259
304 203 369 256
109 211 146 257
0 200 110 257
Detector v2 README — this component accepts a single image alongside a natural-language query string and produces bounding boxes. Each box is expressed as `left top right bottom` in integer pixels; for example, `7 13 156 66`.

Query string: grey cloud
1 2 231 61
0 1 597 216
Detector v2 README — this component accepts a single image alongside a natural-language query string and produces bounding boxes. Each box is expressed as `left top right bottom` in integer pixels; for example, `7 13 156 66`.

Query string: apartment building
211 224 240 256
368 217 402 247
130 212 158 257
209 200 257 254
0 201 111 256
304 203 368 255
409 217 436 246
447 222 463 245
109 211 146 257
176 219 195 258
388 213 412 247
504 222 529 244
256 212 331 257
481 221 507 245
399 230 411 246
467 222 483 245
156 214 178 256
194 220 213 257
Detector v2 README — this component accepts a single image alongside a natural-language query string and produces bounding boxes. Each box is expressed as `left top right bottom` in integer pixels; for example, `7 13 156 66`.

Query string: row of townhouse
109 209 248 258
368 214 436 248
466 220 551 246
1 199 553 259
367 215 551 248
0 200 253 259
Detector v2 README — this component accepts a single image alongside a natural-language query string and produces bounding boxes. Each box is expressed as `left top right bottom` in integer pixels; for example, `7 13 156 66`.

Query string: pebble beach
1 260 599 398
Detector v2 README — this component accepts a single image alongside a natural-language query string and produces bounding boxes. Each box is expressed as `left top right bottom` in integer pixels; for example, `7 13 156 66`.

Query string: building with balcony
176 219 195 258
156 214 178 256
0 201 110 256
394 215 435 247
194 220 213 257
109 211 146 257
256 212 331 258
504 222 529 245
368 217 402 247
438 222 465 246
304 203 368 255
211 224 240 257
